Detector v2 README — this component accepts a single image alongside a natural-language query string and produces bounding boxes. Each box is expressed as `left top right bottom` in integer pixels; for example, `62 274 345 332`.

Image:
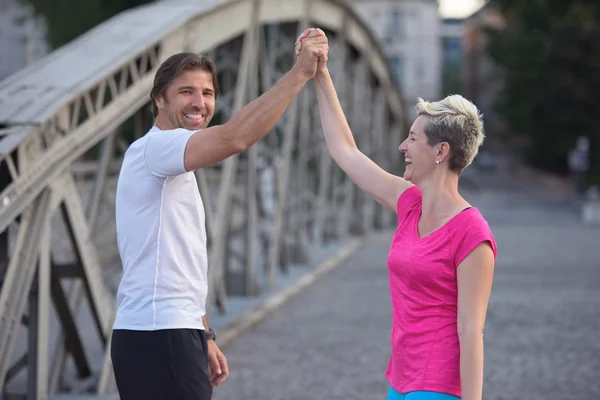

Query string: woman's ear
438 142 451 162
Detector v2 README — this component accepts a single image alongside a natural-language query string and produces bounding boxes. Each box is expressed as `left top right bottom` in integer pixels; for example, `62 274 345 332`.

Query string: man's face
155 69 216 131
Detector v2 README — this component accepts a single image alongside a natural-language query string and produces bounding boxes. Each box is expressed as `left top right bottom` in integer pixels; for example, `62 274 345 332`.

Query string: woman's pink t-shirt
385 186 497 398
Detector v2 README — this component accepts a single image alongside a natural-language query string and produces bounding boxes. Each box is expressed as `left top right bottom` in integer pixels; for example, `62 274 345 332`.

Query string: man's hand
295 28 329 76
207 340 229 388
293 28 329 80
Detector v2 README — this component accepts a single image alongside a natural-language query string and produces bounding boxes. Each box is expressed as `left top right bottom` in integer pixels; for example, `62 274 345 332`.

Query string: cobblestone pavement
213 191 600 400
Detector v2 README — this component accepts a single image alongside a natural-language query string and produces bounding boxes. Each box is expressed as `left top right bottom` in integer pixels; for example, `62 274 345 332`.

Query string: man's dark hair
150 53 220 117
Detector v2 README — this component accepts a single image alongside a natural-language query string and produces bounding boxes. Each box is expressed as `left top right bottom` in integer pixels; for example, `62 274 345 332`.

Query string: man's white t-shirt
113 126 207 331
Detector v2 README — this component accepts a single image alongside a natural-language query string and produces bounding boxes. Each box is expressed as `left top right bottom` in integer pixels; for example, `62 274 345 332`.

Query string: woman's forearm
459 331 484 400
313 68 358 160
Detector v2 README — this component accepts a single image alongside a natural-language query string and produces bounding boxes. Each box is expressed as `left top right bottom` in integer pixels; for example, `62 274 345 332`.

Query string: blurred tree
442 66 462 97
20 0 154 49
486 0 600 178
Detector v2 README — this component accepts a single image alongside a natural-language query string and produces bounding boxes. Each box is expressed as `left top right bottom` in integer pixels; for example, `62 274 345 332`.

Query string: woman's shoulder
395 185 422 222
458 207 492 230
451 207 497 261
397 185 421 209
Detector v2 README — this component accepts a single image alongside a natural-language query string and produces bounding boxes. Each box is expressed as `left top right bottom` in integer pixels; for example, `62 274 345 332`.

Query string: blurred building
440 17 465 96
0 0 48 81
462 2 504 128
350 0 442 118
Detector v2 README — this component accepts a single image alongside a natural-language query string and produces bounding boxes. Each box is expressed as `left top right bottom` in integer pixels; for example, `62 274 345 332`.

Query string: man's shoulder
124 126 192 155
146 126 197 139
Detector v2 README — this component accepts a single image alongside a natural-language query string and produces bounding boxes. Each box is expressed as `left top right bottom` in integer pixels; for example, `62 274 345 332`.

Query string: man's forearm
225 67 308 150
459 332 484 400
202 316 209 331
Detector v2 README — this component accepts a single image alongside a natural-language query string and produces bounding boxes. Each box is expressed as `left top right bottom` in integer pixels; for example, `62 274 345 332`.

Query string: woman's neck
418 170 466 218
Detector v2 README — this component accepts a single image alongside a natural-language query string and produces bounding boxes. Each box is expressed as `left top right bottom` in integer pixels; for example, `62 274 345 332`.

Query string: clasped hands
293 28 329 79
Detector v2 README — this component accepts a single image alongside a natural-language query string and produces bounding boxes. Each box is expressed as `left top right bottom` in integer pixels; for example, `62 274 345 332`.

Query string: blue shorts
387 387 460 400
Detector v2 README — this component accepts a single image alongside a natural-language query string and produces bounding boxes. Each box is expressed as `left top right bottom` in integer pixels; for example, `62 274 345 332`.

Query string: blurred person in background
568 135 590 196
297 28 497 400
110 30 329 400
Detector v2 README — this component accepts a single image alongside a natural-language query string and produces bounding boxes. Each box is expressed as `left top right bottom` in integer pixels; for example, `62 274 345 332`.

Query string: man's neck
154 114 175 131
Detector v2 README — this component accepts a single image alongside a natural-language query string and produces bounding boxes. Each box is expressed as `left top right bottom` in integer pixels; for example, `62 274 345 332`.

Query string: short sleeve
453 215 497 267
396 185 421 226
144 128 195 178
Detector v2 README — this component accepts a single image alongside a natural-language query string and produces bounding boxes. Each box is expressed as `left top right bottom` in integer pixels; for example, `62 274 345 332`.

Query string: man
110 29 329 400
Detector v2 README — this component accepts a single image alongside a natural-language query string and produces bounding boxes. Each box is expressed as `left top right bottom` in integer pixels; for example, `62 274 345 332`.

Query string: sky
438 0 485 18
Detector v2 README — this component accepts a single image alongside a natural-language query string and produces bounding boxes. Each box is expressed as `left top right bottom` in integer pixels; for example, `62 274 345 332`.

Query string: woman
296 29 497 400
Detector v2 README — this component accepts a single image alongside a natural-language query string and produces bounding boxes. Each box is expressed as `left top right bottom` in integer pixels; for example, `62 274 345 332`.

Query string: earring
434 160 440 167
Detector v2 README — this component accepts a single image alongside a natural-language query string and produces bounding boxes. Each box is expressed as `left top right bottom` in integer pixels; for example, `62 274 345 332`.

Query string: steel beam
207 0 260 314
0 190 51 390
60 174 114 340
267 12 312 283
27 215 51 400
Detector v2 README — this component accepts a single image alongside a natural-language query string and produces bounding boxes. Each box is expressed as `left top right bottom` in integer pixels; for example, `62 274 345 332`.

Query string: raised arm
312 59 412 211
183 32 329 171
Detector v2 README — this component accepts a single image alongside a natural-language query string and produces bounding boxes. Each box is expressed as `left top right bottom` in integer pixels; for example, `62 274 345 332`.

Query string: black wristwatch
204 328 216 341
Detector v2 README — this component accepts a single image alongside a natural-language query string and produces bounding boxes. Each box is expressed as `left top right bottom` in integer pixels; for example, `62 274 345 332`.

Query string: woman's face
399 116 440 184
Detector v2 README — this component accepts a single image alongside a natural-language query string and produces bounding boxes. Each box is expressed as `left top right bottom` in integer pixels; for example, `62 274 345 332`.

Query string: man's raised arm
183 31 328 171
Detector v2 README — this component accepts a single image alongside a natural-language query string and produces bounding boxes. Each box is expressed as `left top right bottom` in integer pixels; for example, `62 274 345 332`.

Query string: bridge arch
0 0 406 397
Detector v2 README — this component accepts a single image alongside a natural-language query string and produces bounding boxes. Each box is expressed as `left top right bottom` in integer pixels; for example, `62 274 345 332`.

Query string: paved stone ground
213 189 600 400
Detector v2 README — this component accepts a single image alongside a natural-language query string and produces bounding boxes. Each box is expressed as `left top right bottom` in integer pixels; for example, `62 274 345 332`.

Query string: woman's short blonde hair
415 95 484 172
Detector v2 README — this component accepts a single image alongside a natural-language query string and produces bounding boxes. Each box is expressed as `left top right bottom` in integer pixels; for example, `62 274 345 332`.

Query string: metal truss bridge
0 0 405 398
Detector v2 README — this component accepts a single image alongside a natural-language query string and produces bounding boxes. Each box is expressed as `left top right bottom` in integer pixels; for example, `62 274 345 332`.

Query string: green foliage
442 66 462 97
486 0 600 175
20 0 154 49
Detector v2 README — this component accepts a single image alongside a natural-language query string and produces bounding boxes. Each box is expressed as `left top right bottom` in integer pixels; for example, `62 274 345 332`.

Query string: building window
389 55 404 87
415 59 425 81
384 7 404 45
442 37 462 68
